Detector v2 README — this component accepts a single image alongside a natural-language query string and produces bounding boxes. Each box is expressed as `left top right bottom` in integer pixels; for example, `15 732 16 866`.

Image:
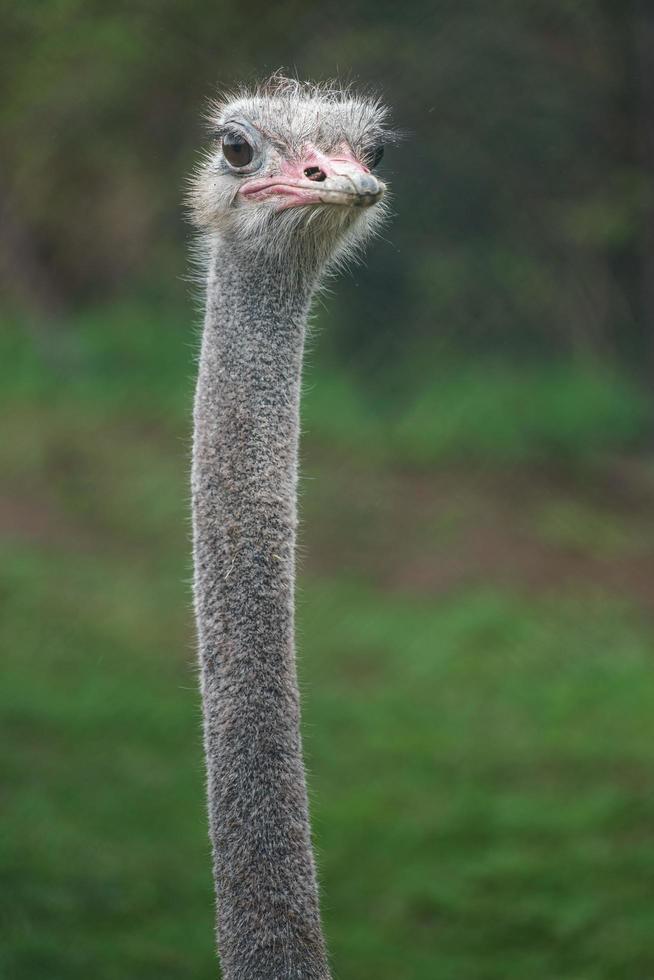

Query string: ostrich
189 76 391 980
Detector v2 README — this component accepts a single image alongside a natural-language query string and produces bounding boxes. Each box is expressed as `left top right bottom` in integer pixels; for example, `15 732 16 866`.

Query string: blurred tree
632 0 654 373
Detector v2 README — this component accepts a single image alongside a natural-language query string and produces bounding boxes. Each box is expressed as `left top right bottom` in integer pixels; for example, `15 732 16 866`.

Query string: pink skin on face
239 144 374 210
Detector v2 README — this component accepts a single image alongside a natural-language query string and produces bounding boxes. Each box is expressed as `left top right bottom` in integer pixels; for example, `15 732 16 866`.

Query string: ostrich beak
313 166 385 208
239 146 386 210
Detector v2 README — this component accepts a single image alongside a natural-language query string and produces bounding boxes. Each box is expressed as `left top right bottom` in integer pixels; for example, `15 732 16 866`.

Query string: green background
2 2 654 978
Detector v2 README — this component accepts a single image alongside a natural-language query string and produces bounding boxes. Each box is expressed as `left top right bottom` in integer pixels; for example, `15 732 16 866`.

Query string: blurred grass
3 548 654 979
3 302 651 464
2 303 654 979
304 361 651 464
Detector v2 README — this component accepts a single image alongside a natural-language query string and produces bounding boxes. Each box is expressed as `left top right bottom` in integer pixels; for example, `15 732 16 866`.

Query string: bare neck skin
192 237 330 979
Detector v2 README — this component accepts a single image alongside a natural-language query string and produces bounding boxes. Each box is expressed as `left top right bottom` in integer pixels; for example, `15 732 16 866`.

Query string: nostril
304 166 326 182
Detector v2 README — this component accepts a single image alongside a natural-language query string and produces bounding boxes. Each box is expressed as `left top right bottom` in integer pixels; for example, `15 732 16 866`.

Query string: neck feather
192 238 331 980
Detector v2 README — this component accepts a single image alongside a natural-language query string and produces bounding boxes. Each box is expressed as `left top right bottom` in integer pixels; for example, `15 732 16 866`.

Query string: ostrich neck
192 240 331 980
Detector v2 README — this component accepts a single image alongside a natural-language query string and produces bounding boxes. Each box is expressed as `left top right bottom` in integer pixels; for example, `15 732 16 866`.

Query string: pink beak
239 145 385 210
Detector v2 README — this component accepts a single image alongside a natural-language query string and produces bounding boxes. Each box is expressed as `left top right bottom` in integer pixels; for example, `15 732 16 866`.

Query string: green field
2 306 654 979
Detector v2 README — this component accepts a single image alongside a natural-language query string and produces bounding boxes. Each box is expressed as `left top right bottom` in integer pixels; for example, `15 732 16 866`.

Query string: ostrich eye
370 143 384 169
222 132 254 168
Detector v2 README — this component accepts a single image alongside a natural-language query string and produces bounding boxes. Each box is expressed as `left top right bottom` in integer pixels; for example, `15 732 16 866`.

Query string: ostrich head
190 76 392 271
